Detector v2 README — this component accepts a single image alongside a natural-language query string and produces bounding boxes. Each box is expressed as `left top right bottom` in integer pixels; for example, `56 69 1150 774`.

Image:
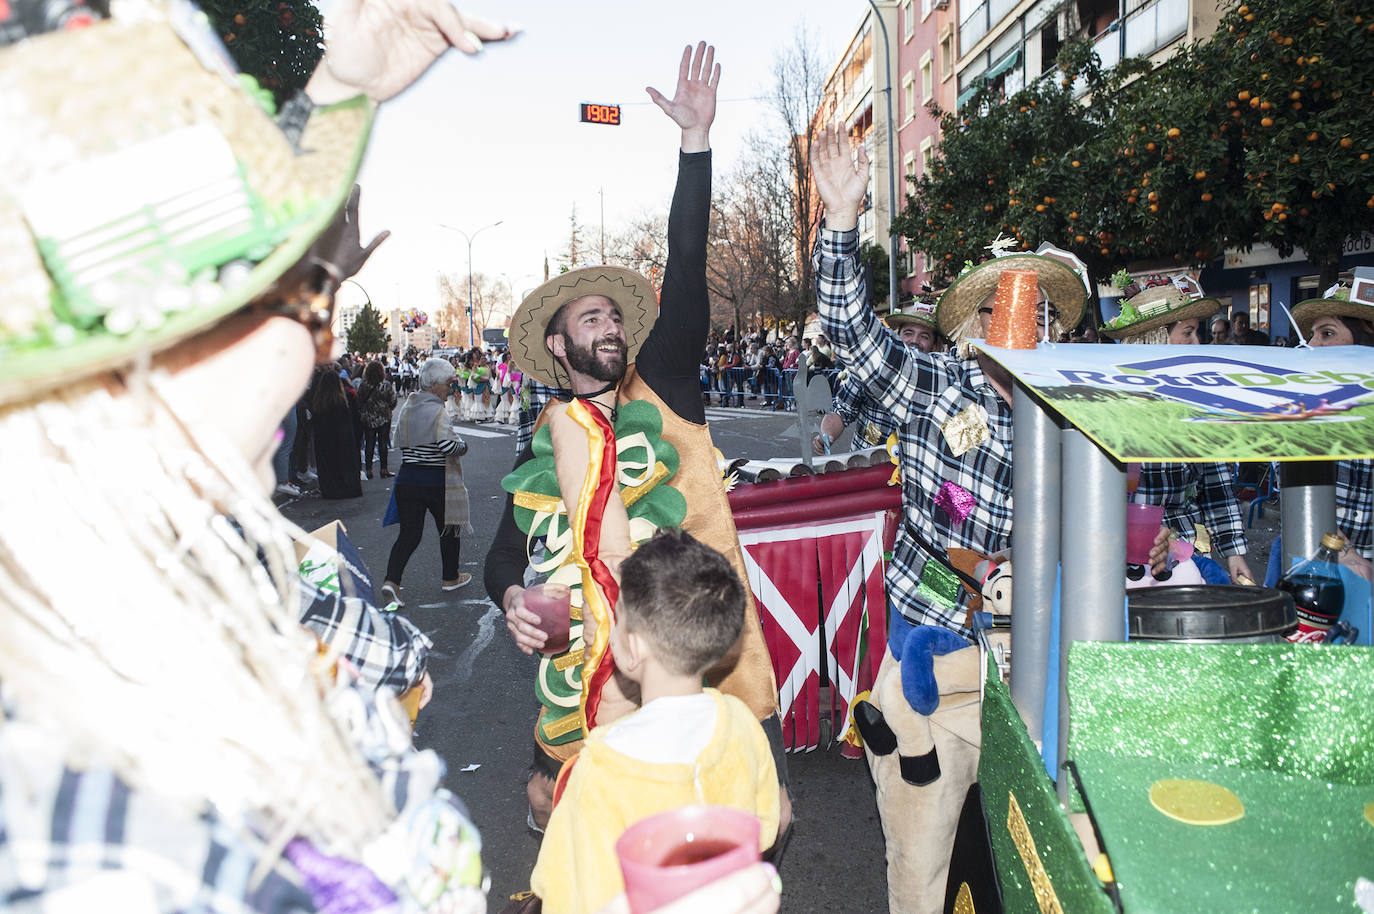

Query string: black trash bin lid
1127 585 1296 640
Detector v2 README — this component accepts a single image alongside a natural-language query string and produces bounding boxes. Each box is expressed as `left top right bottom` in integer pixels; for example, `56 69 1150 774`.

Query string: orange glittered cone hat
984 268 1041 349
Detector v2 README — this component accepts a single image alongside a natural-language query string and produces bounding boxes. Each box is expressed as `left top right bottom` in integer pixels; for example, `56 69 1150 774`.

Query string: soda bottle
1277 533 1346 644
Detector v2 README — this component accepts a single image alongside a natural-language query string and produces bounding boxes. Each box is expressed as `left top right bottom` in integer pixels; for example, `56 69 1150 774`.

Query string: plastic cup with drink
616 805 761 914
1125 503 1165 566
523 582 572 655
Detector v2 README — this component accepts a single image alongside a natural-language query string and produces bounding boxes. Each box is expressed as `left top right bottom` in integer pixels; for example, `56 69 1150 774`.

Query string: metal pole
466 237 475 348
1057 430 1126 802
1280 461 1337 572
866 0 900 310
1011 383 1060 735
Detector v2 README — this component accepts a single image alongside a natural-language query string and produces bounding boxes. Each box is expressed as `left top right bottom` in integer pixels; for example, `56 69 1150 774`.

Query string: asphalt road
280 402 890 914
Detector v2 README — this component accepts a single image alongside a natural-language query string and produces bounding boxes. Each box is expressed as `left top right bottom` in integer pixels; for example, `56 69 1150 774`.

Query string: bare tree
435 271 514 348
606 210 668 287
558 204 589 273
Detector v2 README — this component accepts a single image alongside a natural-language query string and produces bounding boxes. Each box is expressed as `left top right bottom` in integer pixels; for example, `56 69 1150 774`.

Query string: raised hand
809 123 870 232
646 41 720 153
307 0 518 104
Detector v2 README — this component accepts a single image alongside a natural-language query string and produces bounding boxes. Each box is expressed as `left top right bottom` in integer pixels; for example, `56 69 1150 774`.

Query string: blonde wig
0 364 392 858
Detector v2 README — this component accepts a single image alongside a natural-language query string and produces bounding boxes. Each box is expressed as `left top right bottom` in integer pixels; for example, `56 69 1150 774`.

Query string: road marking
440 605 503 692
704 407 793 422
451 424 513 439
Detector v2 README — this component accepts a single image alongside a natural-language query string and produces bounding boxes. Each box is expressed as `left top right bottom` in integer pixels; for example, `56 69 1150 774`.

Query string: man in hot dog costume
482 42 786 840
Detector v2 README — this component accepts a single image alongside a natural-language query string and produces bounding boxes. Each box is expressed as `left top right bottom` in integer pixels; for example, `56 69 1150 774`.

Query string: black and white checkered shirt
816 227 1012 636
831 372 901 449
1135 462 1248 558
1337 458 1373 559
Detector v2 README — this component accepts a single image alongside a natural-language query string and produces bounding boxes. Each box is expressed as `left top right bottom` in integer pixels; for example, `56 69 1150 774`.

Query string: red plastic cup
1125 503 1165 565
523 582 571 655
616 805 761 914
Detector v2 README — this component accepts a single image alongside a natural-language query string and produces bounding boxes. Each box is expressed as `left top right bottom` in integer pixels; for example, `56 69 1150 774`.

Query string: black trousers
363 422 390 472
385 483 460 583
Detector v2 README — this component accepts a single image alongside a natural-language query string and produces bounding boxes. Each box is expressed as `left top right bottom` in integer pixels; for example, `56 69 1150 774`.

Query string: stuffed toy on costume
851 611 983 914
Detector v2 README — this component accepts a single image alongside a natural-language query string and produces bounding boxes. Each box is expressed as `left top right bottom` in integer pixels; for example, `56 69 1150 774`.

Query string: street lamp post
339 278 370 353
866 0 900 311
440 220 503 348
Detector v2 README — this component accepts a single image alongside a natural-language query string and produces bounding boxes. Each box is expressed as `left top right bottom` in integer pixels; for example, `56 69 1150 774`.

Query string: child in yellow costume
529 529 779 914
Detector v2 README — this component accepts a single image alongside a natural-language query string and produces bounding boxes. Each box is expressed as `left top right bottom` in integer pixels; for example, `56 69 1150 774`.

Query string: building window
902 71 916 124
920 51 934 103
902 0 914 40
921 0 933 19
904 150 918 186
939 28 954 79
920 136 935 170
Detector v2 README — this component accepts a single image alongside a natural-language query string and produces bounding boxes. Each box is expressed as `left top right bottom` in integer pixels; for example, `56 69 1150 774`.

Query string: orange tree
897 0 1374 311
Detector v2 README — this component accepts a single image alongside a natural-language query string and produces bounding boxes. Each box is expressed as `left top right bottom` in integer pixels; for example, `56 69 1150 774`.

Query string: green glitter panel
1073 752 1374 913
1067 643 1374 785
979 663 1114 914
1065 643 1374 912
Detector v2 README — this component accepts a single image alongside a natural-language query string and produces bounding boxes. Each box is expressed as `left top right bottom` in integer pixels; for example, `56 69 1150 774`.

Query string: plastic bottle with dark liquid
1277 533 1346 643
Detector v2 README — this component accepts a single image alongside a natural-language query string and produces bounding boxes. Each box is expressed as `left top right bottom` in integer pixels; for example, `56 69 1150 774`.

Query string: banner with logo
976 342 1374 462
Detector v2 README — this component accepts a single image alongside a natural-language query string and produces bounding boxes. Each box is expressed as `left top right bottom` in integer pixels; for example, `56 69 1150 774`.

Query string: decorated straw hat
886 299 941 335
1290 283 1373 337
0 11 372 405
508 266 658 388
935 244 1088 340
1100 280 1221 340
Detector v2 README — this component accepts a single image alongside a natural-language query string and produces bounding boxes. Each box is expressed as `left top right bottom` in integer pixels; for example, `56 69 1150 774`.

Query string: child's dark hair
617 528 744 677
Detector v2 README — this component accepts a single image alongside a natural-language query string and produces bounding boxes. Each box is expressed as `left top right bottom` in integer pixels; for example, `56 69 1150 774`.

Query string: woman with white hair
381 356 473 606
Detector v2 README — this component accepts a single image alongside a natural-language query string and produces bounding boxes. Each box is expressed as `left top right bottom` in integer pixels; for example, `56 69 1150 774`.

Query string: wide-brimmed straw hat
1100 284 1221 340
886 299 942 336
0 14 372 405
508 266 658 388
1290 285 1373 337
936 252 1087 340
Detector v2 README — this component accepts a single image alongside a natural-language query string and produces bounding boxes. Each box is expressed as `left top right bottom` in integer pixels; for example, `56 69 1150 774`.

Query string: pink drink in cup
1125 503 1165 565
616 805 761 914
523 582 571 655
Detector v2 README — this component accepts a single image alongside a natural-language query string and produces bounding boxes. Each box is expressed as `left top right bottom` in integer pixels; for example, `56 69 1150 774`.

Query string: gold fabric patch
541 710 585 739
1192 523 1212 554
553 649 585 672
1007 791 1064 914
621 460 670 508
1148 778 1244 826
515 491 563 514
952 882 976 914
942 404 990 457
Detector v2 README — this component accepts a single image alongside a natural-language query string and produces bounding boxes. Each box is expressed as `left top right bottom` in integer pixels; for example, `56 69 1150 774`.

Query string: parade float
728 320 1374 911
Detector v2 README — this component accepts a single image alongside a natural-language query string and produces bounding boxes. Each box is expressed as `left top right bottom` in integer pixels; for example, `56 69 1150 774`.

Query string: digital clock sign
580 103 621 126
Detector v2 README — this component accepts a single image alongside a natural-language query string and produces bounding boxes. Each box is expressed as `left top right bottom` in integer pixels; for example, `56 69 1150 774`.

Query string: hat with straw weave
0 12 372 405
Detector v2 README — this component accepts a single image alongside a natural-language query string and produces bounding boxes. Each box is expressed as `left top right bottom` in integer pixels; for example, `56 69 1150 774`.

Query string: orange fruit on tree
1292 101 1303 110
1308 131 1319 141
1167 127 1181 138
1278 213 1288 221
1195 170 1207 180
1149 203 1159 213
1271 202 1284 212
1249 96 1261 108
233 12 245 23
1237 90 1251 101
1036 204 1046 212
1260 117 1274 127
1201 192 1214 201
1146 142 1157 151
1075 234 1086 243
1069 211 1079 219
1259 100 1272 110
1289 90 1301 100
1148 191 1159 202
1341 137 1354 148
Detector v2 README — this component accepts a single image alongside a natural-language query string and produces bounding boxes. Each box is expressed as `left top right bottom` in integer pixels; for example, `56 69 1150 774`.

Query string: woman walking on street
358 359 398 478
309 363 363 499
381 357 473 606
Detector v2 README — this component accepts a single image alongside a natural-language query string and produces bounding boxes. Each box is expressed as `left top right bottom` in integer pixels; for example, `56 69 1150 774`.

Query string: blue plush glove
898 626 973 716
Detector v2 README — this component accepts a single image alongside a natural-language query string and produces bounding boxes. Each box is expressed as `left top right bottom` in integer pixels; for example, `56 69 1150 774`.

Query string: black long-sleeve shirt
484 150 712 605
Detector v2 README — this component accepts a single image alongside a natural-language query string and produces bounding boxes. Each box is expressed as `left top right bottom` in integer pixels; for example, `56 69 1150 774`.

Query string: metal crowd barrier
699 366 844 410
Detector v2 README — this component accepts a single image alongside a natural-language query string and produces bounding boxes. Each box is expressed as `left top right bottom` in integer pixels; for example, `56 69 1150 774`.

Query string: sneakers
274 481 303 498
441 573 473 591
380 581 403 608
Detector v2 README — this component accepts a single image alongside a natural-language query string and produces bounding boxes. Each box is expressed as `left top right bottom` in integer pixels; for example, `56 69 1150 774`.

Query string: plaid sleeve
814 227 954 424
300 587 432 694
830 373 866 426
1336 459 1373 558
1195 462 1247 557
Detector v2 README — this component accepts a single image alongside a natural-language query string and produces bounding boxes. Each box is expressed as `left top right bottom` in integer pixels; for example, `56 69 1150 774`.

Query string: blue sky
342 0 867 318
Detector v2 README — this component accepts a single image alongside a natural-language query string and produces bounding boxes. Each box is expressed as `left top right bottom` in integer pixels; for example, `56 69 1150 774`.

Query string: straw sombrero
1100 285 1221 340
886 299 941 335
0 15 372 405
508 266 658 388
936 253 1087 339
1290 285 1372 337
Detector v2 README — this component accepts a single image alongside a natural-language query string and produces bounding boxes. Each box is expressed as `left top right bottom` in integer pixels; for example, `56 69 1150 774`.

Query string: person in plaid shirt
809 125 1087 636
1101 282 1254 583
811 301 945 456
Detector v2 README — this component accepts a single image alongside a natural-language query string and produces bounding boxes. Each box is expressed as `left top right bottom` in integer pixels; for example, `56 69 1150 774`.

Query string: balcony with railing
1077 0 1188 93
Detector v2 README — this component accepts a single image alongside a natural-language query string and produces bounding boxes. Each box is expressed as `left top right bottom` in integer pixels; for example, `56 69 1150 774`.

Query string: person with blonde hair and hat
0 0 519 909
1100 278 1255 585
483 42 788 842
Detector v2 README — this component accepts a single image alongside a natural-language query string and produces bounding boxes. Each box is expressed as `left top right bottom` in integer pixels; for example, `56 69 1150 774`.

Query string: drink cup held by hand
616 805 761 914
524 582 571 655
1125 503 1165 566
